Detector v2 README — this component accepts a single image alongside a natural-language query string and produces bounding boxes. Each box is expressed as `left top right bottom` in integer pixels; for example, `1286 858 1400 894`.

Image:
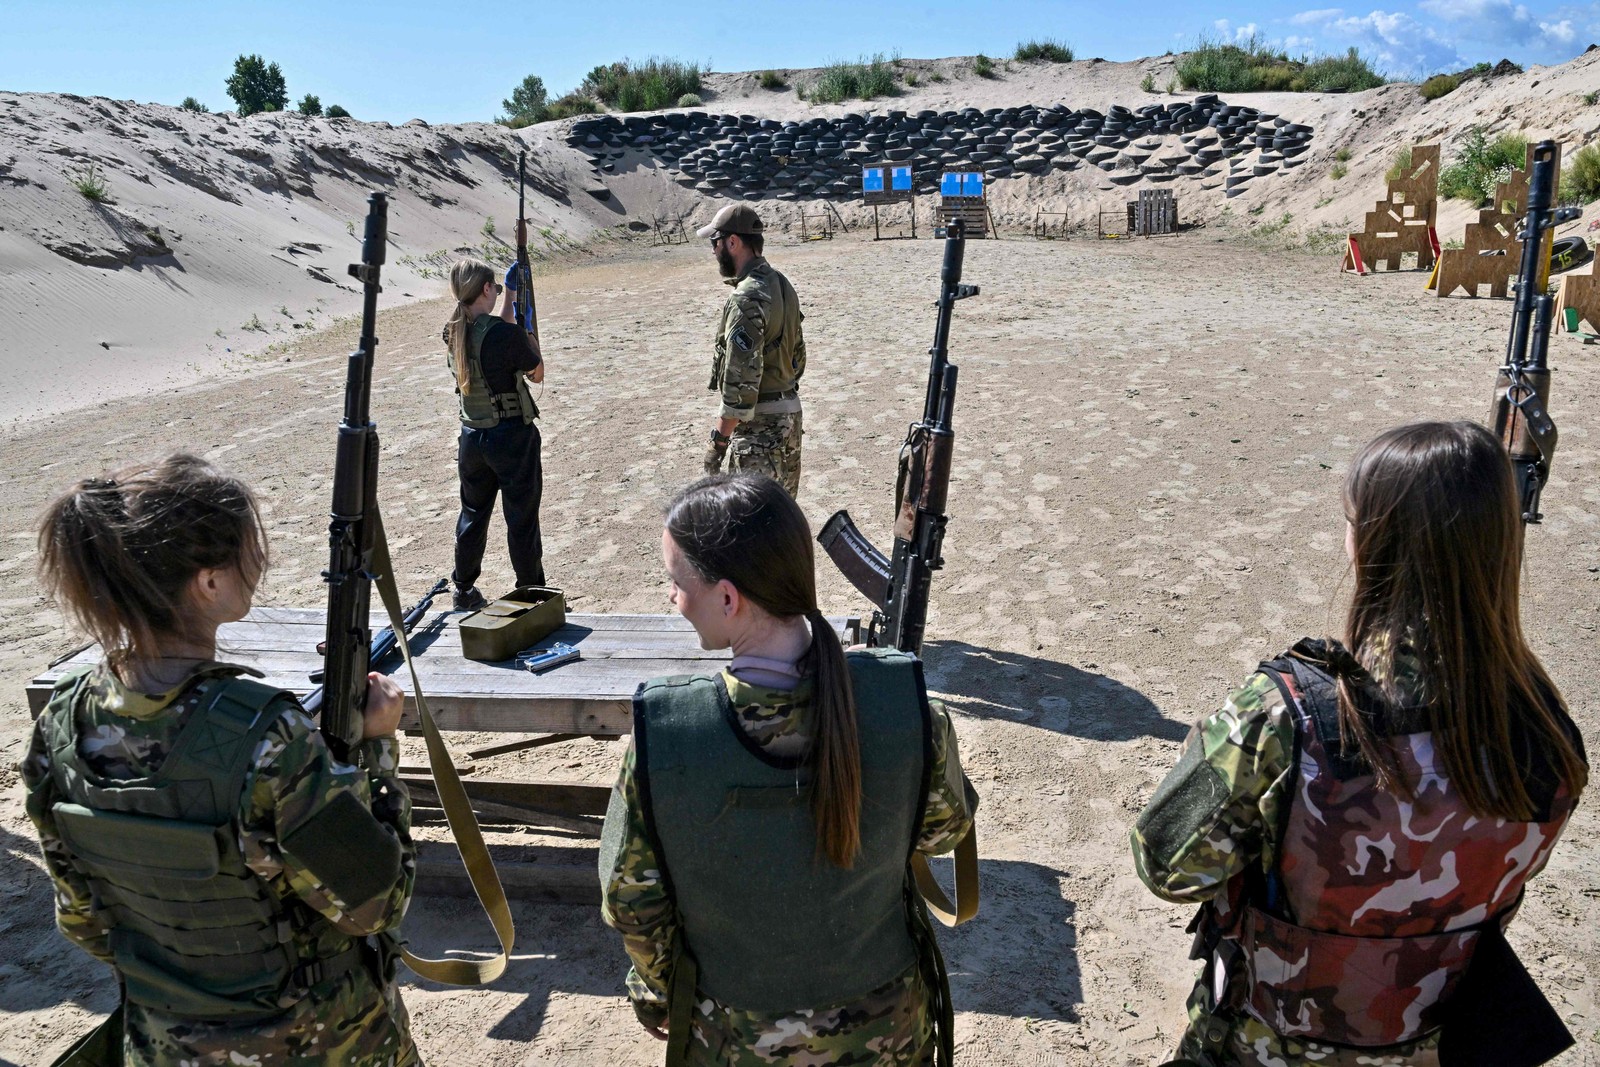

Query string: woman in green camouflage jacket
23 453 419 1066
601 473 978 1067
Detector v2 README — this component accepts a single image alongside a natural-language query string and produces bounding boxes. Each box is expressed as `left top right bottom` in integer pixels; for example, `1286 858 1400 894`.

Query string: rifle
311 191 389 760
1488 140 1579 525
304 578 448 692
309 192 515 987
514 150 541 351
819 220 979 653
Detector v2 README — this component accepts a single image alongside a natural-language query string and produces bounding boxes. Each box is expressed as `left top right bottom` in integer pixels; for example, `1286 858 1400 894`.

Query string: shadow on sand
922 640 1186 743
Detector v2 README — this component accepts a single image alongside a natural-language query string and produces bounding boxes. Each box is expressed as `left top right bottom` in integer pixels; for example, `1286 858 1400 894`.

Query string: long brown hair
1340 421 1585 819
665 474 862 868
37 453 268 671
446 258 495 394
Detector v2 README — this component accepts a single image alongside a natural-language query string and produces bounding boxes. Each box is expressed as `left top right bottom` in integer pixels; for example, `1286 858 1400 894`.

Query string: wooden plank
404 780 604 837
400 775 611 816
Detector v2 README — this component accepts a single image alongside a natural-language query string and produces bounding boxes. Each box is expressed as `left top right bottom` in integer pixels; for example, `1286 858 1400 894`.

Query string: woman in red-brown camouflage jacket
1132 421 1588 1067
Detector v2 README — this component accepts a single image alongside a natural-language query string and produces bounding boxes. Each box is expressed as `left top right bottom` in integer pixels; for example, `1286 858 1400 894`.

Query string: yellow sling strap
911 826 980 927
370 510 515 985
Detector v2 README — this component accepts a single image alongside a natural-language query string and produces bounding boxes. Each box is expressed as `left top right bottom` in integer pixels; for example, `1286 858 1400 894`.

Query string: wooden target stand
937 171 994 238
1342 144 1441 275
863 164 917 240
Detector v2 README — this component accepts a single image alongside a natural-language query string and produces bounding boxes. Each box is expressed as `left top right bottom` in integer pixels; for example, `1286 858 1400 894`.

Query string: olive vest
41 669 367 1021
633 649 930 1012
1217 640 1580 1048
452 313 535 428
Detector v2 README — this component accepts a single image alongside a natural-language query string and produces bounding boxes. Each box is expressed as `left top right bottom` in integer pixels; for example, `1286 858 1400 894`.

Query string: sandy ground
0 227 1596 1065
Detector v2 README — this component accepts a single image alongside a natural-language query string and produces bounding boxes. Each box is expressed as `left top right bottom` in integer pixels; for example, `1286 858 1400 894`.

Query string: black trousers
452 420 545 590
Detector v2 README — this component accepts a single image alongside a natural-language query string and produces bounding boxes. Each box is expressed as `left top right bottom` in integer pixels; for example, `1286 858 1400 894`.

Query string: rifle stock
315 192 388 759
820 222 977 653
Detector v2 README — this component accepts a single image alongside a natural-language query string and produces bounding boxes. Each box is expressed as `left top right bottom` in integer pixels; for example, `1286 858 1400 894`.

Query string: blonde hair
446 259 495 393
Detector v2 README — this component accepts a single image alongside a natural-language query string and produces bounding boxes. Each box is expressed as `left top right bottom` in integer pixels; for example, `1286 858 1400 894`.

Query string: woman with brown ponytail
1133 421 1588 1067
23 454 417 1065
442 257 546 611
600 473 978 1066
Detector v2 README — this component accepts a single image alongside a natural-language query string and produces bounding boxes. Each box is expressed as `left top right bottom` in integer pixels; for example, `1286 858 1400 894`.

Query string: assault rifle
304 578 448 692
513 150 541 349
1488 140 1579 525
309 191 389 760
818 220 978 653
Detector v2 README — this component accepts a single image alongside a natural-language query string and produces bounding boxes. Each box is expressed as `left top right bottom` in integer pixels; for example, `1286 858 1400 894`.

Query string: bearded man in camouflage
697 204 807 497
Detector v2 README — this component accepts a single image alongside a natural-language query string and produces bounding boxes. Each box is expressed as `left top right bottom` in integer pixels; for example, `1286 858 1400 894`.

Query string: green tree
179 96 209 113
297 93 323 116
225 54 288 116
503 74 549 124
326 104 351 119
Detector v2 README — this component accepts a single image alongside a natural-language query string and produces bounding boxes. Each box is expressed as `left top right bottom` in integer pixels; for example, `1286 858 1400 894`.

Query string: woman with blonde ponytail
442 257 547 610
600 472 977 1066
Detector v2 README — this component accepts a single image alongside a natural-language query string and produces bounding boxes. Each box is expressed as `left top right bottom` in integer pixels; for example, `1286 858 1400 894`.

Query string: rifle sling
370 509 515 985
910 825 979 926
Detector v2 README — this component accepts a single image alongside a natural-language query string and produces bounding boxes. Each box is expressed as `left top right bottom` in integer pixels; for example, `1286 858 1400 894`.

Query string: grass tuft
1420 74 1459 101
71 162 111 202
808 55 900 104
1385 146 1413 183
581 57 702 113
757 70 787 90
1015 39 1073 63
1438 127 1528 202
1561 142 1600 203
1176 33 1384 93
974 54 997 79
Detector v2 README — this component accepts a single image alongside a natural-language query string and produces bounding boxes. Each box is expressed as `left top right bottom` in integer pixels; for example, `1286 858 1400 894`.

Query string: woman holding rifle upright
600 473 978 1067
1132 421 1588 1067
442 257 546 610
24 453 419 1065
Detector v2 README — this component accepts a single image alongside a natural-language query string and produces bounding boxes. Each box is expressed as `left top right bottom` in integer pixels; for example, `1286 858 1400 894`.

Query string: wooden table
27 607 858 902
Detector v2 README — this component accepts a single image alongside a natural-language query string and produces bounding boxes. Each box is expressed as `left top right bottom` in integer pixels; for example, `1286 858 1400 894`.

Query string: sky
1 0 1595 125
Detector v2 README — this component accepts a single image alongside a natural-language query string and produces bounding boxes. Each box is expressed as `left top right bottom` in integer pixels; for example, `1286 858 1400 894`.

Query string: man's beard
716 247 736 278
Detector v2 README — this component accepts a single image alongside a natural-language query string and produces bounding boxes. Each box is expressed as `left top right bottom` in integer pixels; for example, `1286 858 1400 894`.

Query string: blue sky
1 0 1594 124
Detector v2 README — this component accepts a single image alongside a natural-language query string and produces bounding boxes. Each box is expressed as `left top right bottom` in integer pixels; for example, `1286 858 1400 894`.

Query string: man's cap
696 204 764 239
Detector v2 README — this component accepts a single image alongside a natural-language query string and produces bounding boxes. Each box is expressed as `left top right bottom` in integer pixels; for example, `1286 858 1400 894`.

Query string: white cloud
1291 7 1347 23
1538 17 1576 40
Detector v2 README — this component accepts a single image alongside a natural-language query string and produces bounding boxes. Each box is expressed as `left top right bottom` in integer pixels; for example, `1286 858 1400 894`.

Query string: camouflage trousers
728 409 802 498
1177 978 1440 1067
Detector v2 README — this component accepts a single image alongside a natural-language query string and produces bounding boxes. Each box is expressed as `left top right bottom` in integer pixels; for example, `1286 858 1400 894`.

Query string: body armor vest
633 649 929 1012
41 670 365 1021
1221 640 1579 1048
454 314 535 428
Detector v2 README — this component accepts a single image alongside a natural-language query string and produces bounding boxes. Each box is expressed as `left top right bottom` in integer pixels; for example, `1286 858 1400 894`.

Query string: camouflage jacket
1131 659 1581 1066
20 662 419 1067
711 257 806 422
601 668 974 1066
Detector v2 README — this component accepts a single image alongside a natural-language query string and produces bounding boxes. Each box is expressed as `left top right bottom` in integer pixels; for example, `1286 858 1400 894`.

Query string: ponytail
806 608 862 868
446 258 496 395
665 474 864 868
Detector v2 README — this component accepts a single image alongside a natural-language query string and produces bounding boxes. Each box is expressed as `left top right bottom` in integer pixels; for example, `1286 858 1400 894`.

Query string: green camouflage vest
41 670 366 1020
710 259 806 406
632 648 929 1012
453 313 534 428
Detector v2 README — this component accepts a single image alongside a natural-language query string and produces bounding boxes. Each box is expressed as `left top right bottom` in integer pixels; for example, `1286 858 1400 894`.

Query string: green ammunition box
459 587 567 662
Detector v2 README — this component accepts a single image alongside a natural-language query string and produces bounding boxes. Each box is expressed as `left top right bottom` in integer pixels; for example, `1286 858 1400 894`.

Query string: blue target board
940 172 962 196
891 165 913 191
862 166 886 192
961 172 984 197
